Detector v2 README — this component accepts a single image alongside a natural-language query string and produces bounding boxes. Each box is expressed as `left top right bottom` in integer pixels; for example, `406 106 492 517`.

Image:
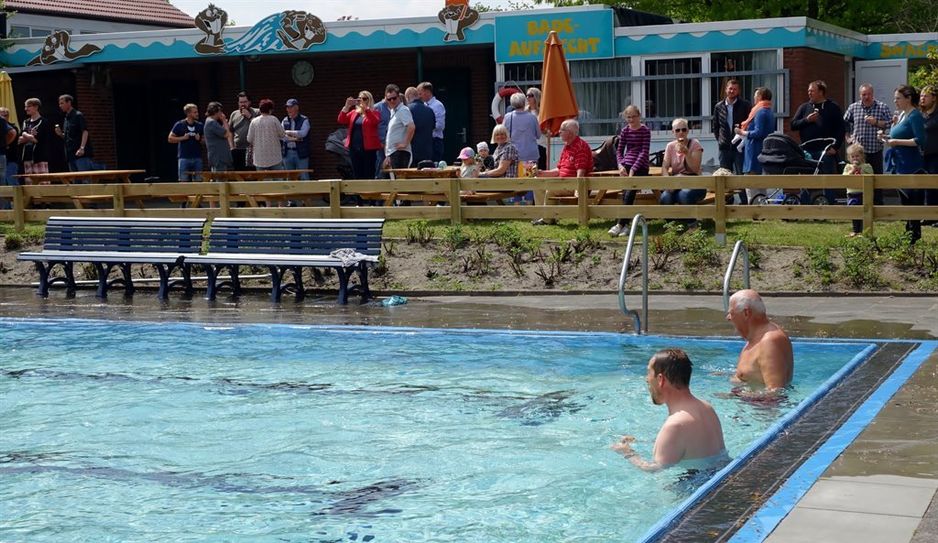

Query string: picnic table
13 169 146 209
184 169 321 207
15 169 145 185
574 167 665 204
373 167 526 206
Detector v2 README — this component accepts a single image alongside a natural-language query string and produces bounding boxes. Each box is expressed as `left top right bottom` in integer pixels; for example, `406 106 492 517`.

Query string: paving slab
764 508 921 543
796 478 937 517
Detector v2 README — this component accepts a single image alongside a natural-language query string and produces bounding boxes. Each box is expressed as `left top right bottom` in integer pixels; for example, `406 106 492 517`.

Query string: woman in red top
337 90 382 179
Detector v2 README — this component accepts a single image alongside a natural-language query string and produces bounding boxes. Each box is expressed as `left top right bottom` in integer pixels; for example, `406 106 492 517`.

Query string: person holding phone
229 91 258 170
791 81 844 203
338 90 382 180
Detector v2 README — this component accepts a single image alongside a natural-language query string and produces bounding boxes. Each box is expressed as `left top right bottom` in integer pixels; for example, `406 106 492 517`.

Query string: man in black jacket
711 79 752 175
791 80 844 203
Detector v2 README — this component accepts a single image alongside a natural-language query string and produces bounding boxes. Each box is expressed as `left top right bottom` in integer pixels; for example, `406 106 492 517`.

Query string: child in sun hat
476 141 495 171
457 147 479 178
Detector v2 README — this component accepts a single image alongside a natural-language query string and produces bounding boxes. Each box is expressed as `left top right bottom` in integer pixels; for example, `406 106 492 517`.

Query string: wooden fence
1 174 937 245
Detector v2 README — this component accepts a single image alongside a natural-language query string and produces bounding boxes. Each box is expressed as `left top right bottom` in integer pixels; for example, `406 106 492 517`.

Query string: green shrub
681 227 720 270
805 246 835 286
4 233 23 251
650 222 682 271
441 224 468 252
839 235 883 288
405 220 434 245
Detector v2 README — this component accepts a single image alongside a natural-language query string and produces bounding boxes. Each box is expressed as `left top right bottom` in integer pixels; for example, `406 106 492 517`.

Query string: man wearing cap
282 98 311 179
405 86 434 166
418 81 446 162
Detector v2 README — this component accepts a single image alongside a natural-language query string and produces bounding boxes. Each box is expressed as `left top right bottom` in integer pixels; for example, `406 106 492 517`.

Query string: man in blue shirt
167 103 204 181
405 86 435 166
418 81 446 162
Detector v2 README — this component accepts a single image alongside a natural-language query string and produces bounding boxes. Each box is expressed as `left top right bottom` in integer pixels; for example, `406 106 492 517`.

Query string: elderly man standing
726 289 793 392
281 98 311 180
612 348 727 472
418 81 446 162
844 83 892 174
532 119 594 225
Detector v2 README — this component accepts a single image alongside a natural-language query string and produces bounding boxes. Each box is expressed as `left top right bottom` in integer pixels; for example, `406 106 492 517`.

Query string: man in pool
726 289 793 391
612 349 726 471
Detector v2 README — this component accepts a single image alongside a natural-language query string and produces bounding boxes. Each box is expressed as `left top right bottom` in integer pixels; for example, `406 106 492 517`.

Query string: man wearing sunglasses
383 85 414 170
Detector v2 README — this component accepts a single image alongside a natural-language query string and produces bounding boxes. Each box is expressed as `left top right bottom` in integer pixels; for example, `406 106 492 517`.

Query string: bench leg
357 262 371 304
336 267 352 305
204 265 219 301
230 266 241 296
93 263 110 298
292 266 305 302
268 266 283 303
34 262 51 297
181 264 194 297
63 262 76 298
154 264 170 300
120 264 135 297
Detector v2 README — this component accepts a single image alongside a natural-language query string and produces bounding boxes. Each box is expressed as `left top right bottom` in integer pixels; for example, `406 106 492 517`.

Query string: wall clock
292 60 314 87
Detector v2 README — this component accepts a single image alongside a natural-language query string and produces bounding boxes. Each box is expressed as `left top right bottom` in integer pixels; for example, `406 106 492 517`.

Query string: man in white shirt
383 85 414 170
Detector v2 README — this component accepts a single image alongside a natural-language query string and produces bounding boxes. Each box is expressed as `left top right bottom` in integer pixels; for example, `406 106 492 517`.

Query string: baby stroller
757 132 838 205
325 128 354 179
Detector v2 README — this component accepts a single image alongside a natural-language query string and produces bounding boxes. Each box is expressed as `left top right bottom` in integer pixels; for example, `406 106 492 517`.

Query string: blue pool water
0 319 873 542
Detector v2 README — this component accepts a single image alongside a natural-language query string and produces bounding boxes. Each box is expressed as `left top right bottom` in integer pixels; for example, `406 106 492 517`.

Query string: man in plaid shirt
844 83 893 174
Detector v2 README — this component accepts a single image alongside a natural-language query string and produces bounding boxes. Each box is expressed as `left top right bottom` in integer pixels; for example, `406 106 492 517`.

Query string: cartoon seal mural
438 0 479 42
276 11 327 50
194 4 228 54
26 30 102 66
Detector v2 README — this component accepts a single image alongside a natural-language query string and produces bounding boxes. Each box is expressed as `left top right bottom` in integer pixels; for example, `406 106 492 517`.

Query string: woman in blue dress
883 84 926 243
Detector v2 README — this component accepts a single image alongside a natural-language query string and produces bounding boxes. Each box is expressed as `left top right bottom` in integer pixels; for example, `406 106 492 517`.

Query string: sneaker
607 223 624 237
532 218 547 226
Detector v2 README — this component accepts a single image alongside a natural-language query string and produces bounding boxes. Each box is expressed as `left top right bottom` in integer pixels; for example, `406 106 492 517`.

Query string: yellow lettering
527 21 538 36
554 18 574 34
589 37 600 53
509 41 521 57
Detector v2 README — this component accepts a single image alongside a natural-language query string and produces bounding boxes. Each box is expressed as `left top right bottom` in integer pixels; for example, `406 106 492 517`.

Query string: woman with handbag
883 84 927 243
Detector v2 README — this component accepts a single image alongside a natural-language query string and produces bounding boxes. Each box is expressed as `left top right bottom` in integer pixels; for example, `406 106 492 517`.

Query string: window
503 62 542 87
710 51 778 106
9 26 29 38
570 57 631 137
645 57 702 130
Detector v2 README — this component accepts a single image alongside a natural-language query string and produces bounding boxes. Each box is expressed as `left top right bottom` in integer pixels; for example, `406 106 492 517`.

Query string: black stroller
757 132 839 205
325 128 354 179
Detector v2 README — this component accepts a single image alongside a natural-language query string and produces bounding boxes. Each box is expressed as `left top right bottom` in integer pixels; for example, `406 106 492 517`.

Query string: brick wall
75 69 116 169
783 47 848 137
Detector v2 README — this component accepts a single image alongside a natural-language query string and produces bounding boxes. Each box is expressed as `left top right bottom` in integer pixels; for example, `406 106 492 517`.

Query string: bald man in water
726 289 793 391
612 349 726 471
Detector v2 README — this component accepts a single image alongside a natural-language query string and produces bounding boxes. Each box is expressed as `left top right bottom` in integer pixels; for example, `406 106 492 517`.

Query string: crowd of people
2 79 935 237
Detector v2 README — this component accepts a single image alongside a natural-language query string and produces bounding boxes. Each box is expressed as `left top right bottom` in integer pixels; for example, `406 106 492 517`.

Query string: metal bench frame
17 217 206 299
184 218 384 304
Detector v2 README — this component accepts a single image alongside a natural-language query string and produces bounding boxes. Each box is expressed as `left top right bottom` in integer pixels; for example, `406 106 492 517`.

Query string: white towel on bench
329 248 379 267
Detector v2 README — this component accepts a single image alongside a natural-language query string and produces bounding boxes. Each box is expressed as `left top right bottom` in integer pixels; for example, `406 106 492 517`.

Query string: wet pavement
1 286 936 542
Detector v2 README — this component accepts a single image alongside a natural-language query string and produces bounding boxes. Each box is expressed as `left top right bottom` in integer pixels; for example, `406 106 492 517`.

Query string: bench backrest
43 217 207 253
207 218 384 256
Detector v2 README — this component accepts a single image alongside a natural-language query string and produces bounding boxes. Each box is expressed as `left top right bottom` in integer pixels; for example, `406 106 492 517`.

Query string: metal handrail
617 214 649 334
723 240 751 312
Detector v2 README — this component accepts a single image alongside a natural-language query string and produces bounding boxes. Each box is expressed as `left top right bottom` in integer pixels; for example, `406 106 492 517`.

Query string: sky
171 0 522 26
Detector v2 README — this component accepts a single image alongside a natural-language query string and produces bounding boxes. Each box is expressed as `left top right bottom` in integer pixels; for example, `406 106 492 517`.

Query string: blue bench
17 217 206 299
185 218 384 303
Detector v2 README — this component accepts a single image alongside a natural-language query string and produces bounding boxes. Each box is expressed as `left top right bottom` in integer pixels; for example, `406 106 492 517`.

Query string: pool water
0 319 873 542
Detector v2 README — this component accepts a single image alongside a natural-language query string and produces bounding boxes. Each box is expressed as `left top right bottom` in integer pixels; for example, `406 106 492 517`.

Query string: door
425 69 471 164
854 59 908 103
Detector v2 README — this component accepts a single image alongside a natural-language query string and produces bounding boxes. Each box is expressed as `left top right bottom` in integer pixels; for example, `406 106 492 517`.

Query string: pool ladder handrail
617 214 648 334
722 240 751 312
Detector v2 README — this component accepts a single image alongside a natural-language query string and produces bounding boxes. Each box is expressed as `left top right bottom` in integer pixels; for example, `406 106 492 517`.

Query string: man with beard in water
612 349 726 471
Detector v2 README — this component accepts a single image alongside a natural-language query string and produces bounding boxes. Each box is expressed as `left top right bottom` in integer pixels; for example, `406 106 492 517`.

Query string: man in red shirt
533 119 594 225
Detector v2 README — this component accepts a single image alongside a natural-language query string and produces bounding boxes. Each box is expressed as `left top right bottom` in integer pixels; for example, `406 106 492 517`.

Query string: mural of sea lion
438 1 479 42
26 30 102 66
194 3 228 55
276 11 327 51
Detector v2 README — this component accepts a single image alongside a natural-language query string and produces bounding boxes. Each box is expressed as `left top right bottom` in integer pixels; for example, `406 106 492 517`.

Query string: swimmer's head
646 348 692 404
727 289 767 334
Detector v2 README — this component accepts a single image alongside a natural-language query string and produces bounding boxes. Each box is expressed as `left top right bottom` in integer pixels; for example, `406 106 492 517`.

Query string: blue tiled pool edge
725 340 938 542
638 342 881 543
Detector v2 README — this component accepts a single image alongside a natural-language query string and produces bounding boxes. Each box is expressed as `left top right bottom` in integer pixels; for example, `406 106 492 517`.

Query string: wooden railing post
577 177 589 226
329 180 342 218
111 184 125 217
863 174 875 235
449 178 462 224
714 175 727 246
12 185 25 231
219 182 231 217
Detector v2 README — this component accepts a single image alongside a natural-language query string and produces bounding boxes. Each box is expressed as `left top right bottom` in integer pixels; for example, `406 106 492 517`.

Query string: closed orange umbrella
537 31 578 137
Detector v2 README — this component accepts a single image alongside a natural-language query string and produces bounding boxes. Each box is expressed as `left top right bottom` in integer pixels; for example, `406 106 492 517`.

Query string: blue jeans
68 156 96 172
256 162 283 171
659 188 707 205
178 158 202 181
282 149 309 179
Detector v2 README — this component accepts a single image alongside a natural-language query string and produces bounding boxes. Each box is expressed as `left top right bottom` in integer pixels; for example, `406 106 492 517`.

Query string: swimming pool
0 319 875 542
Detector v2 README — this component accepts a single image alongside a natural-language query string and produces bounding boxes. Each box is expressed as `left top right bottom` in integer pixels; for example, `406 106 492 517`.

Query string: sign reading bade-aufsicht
494 9 614 64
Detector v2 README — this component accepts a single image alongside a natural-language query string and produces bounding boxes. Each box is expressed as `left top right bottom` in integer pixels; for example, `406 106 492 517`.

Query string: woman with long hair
525 87 548 170
920 85 937 223
338 90 382 180
608 104 650 236
883 84 926 243
735 87 774 204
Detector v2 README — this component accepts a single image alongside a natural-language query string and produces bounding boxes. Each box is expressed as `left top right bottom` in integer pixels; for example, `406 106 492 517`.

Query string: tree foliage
532 0 937 34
